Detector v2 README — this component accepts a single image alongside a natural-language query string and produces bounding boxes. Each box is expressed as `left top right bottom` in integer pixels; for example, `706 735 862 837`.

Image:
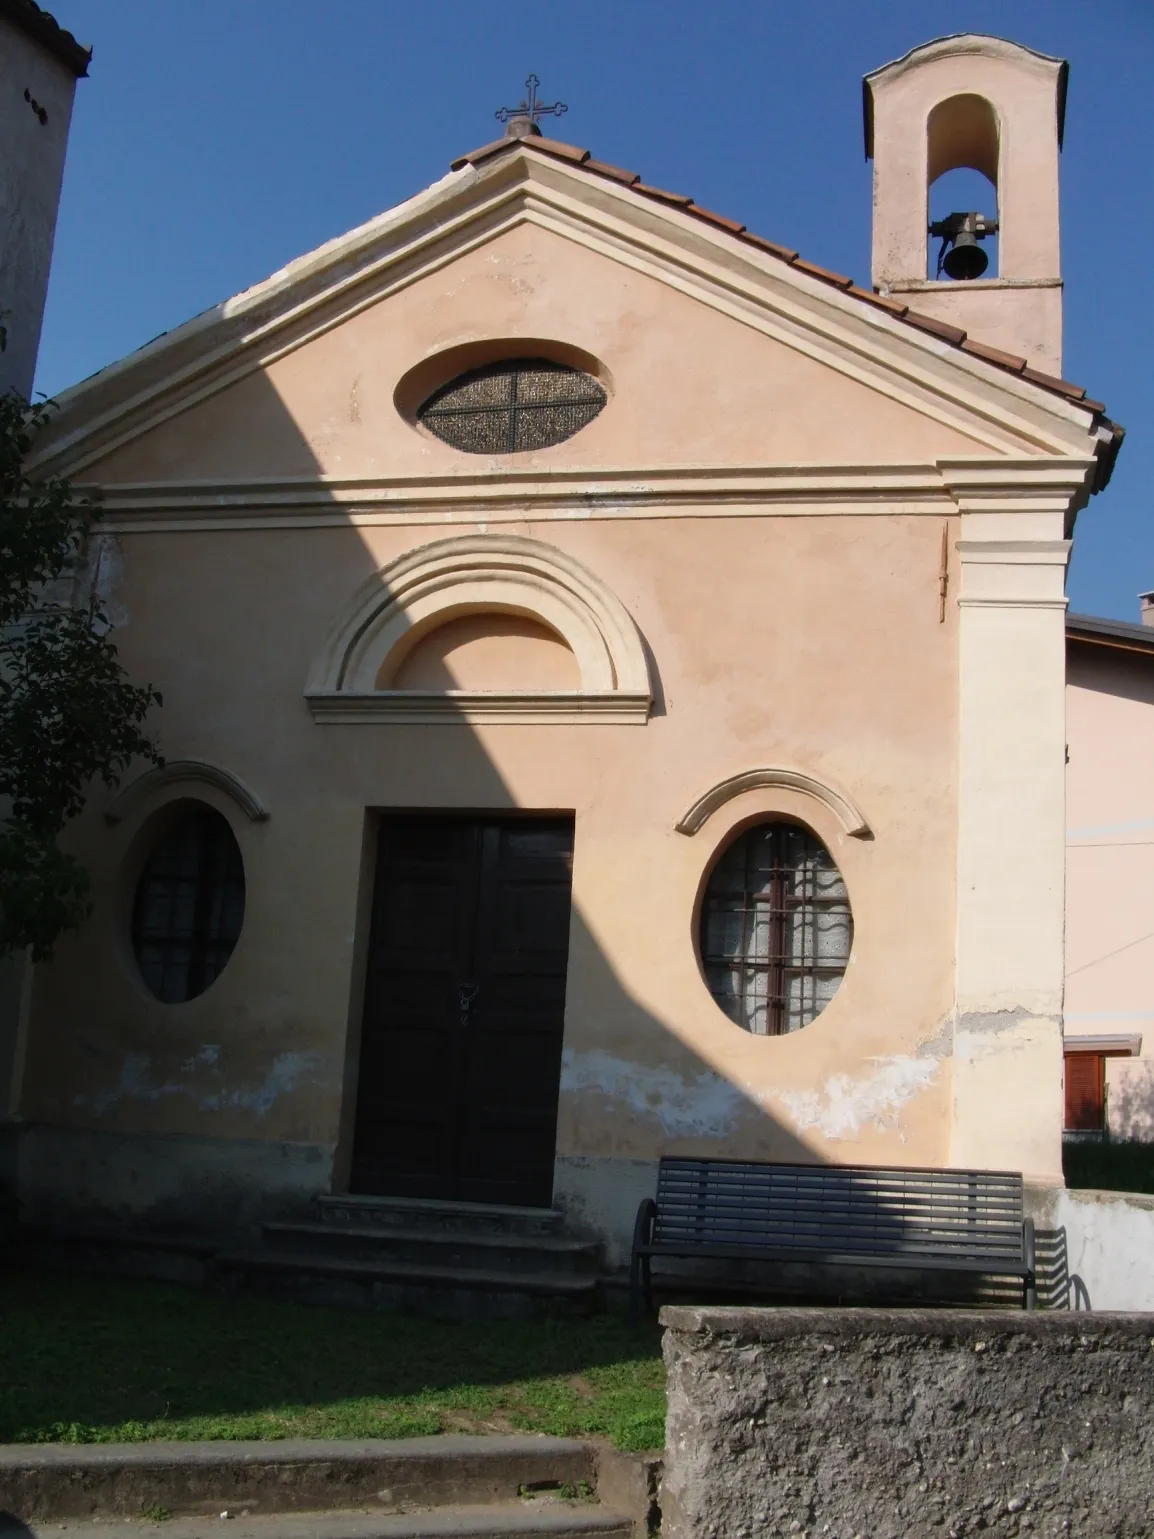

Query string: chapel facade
4 35 1122 1264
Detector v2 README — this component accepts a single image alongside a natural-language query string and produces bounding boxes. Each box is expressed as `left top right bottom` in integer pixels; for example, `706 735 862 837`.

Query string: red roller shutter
1064 1052 1105 1132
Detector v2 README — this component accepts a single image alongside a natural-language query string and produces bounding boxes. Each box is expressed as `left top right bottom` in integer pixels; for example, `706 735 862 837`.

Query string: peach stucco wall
10 154 1091 1243
1066 643 1154 1138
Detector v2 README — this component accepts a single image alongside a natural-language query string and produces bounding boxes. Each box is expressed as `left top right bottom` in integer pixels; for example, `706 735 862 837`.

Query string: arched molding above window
105 760 270 826
675 767 871 840
305 533 652 725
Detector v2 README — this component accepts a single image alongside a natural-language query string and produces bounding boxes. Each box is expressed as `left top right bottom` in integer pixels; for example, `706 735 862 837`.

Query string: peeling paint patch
560 1048 745 1138
73 1050 327 1118
775 1054 940 1140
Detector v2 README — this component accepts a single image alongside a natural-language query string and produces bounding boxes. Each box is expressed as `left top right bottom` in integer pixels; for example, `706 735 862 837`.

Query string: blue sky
35 0 1154 620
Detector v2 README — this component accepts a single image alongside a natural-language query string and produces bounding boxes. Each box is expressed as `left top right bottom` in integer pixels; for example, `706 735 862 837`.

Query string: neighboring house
0 0 88 396
2 35 1125 1265
0 0 87 1191
1065 608 1154 1141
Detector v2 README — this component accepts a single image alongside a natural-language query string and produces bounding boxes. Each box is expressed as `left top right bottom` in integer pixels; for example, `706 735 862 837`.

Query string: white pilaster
945 463 1092 1183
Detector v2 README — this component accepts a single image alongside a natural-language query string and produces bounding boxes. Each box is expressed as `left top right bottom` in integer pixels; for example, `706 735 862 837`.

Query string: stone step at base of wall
0 1436 647 1531
215 1247 601 1320
261 1220 602 1276
317 1196 565 1238
4 1504 634 1539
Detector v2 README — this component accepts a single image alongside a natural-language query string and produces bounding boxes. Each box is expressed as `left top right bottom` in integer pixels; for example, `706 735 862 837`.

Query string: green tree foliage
0 391 162 959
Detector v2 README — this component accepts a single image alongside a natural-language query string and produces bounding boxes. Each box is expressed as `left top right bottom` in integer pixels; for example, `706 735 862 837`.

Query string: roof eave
0 0 91 77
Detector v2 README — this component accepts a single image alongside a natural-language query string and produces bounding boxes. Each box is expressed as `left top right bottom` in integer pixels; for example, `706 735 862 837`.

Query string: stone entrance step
317 1196 566 1238
260 1221 602 1277
215 1248 600 1320
214 1195 606 1318
4 1503 633 1539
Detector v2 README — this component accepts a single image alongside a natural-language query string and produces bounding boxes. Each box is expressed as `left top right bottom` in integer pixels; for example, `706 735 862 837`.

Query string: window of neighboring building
417 358 606 453
1064 1052 1105 1133
700 821 852 1035
132 805 246 1003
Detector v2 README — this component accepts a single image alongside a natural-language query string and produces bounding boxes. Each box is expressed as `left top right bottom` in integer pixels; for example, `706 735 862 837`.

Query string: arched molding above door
675 767 872 839
104 760 270 825
305 533 653 724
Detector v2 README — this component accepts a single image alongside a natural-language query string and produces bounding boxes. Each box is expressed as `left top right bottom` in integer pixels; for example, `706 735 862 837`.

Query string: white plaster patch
775 1054 940 1140
560 1048 745 1138
74 1050 326 1118
87 533 128 628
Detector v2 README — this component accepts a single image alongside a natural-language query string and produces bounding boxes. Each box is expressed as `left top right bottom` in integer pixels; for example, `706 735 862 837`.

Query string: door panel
350 814 574 1205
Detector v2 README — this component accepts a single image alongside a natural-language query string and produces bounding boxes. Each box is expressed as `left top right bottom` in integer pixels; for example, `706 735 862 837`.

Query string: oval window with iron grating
417 358 606 454
700 821 852 1035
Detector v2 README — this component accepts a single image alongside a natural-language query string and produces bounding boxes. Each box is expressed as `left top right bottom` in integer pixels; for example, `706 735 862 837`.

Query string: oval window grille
132 805 246 1003
417 357 606 454
700 821 853 1035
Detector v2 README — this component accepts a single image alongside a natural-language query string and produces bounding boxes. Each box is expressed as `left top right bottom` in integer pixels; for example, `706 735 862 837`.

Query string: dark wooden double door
350 814 575 1207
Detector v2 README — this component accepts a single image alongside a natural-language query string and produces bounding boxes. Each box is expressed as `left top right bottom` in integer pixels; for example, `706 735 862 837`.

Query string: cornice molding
306 691 651 725
87 457 1098 535
676 767 872 839
104 761 270 824
28 153 1101 480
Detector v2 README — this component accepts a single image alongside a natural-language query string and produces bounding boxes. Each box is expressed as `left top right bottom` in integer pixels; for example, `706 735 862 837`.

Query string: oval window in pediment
417 357 606 453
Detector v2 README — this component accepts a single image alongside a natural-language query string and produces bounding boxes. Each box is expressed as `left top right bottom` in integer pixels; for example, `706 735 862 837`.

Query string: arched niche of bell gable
304 533 653 725
926 93 1000 279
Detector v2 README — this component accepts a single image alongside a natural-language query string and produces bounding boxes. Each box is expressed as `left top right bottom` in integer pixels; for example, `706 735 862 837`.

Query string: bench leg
628 1252 644 1326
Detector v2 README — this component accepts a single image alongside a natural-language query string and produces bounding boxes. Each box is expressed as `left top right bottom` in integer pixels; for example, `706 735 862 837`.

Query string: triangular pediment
30 140 1105 490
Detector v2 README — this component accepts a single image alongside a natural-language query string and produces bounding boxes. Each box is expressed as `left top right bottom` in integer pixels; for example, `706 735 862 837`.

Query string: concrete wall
0 14 80 397
661 1305 1154 1539
1028 1184 1154 1312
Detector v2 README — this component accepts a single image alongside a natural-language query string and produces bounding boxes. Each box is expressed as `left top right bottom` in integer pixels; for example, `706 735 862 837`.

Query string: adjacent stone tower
0 0 90 398
864 34 1066 372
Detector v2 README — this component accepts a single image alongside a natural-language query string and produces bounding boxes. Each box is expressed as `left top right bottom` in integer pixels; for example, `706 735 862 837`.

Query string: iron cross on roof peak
495 75 567 139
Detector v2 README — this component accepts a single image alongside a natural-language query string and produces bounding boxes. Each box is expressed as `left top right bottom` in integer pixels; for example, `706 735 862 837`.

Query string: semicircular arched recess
676 767 871 840
104 760 270 825
305 534 653 725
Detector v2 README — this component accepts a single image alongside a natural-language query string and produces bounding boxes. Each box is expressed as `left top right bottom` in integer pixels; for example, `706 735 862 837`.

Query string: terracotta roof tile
960 338 1027 372
742 232 799 262
690 206 746 234
902 310 968 346
847 285 908 316
584 158 641 186
525 139 591 165
449 130 1121 483
451 137 511 171
1021 366 1086 401
791 257 853 289
633 183 695 207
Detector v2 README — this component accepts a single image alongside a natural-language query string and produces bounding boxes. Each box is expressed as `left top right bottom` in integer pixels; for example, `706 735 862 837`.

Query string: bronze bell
930 211 998 282
942 228 989 281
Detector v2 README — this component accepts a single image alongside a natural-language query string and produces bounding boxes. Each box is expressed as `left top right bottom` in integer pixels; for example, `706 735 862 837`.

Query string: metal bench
629 1157 1036 1321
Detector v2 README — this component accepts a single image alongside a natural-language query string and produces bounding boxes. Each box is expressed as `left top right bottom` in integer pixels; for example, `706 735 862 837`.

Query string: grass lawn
0 1272 665 1451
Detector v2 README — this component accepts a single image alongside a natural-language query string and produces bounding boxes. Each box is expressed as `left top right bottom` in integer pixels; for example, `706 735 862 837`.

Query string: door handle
457 982 479 1025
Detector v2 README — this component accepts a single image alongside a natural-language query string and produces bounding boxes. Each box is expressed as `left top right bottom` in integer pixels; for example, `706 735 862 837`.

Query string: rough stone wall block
661 1306 1154 1539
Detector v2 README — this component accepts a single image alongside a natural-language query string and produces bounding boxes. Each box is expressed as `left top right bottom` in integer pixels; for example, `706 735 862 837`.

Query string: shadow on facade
0 356 1011 1332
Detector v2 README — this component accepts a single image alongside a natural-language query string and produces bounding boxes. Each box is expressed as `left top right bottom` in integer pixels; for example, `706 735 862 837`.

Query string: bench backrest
653 1158 1027 1265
